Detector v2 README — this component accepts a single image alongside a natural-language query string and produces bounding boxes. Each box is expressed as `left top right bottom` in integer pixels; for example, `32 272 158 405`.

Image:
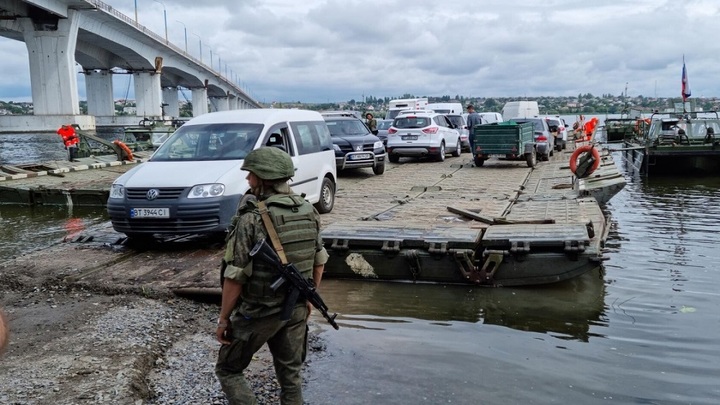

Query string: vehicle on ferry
623 105 720 175
107 109 337 239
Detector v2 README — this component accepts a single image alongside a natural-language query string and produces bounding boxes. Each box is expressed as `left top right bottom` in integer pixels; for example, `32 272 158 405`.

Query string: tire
474 155 485 167
525 149 537 167
542 153 550 161
389 154 400 163
451 140 461 157
435 142 445 162
373 162 385 175
314 177 335 214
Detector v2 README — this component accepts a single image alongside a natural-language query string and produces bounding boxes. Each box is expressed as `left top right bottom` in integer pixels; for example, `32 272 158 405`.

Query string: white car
544 116 569 151
107 109 337 239
386 112 462 162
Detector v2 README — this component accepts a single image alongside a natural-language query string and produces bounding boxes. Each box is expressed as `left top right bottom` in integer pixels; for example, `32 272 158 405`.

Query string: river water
1 135 719 404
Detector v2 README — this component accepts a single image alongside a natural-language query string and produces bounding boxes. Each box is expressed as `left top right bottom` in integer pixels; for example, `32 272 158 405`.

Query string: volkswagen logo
146 189 159 200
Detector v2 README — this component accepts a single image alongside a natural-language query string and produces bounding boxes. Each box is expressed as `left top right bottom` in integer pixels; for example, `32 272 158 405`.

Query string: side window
290 121 323 155
263 123 294 156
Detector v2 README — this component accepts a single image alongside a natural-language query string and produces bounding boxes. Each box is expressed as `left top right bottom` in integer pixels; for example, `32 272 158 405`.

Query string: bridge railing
83 0 253 102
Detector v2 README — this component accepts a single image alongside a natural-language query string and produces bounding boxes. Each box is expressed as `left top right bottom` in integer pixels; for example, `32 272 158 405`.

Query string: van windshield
150 123 263 161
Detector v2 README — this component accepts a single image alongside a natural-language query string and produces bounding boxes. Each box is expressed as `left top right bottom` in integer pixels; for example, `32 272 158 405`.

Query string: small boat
121 117 184 150
622 106 720 175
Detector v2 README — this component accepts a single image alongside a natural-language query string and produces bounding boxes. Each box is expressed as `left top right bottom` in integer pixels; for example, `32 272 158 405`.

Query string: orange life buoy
569 145 601 177
113 140 134 161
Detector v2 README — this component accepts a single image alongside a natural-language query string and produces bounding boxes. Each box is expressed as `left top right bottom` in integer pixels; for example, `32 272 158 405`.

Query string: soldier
215 146 329 405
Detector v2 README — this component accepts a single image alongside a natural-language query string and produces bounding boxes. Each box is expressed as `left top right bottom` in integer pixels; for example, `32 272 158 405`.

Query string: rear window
514 119 546 132
393 117 431 129
377 120 393 130
447 115 465 128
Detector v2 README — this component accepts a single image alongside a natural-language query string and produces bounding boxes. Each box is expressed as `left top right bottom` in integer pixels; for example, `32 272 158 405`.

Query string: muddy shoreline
0 252 326 405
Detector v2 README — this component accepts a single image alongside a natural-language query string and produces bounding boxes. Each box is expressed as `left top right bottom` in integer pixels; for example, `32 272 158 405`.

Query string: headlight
374 141 383 149
109 184 125 199
333 144 342 152
188 183 225 198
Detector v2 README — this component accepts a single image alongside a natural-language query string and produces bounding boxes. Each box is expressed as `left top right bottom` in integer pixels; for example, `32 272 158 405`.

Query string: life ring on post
113 140 134 161
569 145 601 178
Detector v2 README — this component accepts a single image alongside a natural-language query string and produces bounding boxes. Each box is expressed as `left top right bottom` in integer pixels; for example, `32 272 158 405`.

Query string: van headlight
188 184 225 198
109 184 125 199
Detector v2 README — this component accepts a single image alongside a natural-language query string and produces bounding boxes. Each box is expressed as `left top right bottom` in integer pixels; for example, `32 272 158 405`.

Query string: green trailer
472 122 537 167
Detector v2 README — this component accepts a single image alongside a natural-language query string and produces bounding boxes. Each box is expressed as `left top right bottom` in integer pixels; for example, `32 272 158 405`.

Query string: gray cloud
0 0 715 103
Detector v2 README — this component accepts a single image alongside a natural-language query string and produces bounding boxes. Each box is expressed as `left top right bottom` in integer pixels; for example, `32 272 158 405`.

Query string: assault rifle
250 239 340 330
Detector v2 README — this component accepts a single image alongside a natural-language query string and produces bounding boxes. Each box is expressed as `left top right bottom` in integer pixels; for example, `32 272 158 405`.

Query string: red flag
682 59 691 101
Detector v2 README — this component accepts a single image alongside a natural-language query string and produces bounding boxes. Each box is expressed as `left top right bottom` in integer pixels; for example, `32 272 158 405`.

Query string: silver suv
510 117 554 161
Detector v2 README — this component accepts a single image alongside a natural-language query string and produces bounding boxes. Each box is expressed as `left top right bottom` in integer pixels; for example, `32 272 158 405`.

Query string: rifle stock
250 239 340 330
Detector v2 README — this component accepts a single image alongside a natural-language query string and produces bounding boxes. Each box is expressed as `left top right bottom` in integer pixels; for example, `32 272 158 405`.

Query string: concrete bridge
0 0 262 132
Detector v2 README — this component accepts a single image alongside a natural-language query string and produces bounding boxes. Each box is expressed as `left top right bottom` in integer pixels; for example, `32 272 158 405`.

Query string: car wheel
542 153 550 161
389 154 400 163
373 162 385 175
435 142 445 162
474 155 485 167
314 177 335 214
525 149 537 167
451 140 461 157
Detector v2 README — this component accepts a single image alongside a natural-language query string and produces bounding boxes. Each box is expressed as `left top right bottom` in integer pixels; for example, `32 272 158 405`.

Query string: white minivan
107 109 337 239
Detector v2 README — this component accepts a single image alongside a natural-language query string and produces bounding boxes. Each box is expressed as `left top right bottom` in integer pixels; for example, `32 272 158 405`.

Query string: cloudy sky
0 0 717 103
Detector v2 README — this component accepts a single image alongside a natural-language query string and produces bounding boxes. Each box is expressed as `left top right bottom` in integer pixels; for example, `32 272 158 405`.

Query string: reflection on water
0 205 108 260
322 268 606 342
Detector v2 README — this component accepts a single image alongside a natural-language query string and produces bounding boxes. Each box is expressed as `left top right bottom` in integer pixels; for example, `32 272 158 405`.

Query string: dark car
376 119 393 145
322 115 386 175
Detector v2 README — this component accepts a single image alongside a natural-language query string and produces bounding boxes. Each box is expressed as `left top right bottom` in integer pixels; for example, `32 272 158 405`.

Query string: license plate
349 153 372 160
131 208 170 218
402 135 418 140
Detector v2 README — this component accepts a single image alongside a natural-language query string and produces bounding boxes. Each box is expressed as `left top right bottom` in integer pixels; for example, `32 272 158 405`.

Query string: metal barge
0 142 625 288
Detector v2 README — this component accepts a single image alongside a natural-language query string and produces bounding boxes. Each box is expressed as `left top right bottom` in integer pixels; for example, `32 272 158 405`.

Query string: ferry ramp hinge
382 240 401 253
510 241 530 254
404 249 421 280
479 251 506 284
428 242 448 255
453 250 483 283
330 238 349 251
564 240 587 253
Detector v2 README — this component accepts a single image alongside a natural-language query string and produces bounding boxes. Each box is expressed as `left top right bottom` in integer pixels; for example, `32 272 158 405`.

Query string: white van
107 109 337 238
501 101 539 120
426 102 463 115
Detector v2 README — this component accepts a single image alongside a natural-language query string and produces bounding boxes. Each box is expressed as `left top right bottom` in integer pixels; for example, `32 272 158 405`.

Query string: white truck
386 98 429 120
426 102 463 115
501 101 539 121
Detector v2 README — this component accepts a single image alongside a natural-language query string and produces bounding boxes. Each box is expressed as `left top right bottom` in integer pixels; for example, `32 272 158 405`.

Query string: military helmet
242 146 294 180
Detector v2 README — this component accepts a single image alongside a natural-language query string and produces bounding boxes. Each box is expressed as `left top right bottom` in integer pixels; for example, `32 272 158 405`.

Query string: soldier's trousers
216 305 309 405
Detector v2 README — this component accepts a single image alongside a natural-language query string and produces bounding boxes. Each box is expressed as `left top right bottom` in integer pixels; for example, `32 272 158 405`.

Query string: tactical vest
232 194 318 316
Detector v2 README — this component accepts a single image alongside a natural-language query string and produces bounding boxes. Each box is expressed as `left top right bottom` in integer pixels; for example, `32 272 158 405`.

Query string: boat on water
121 117 185 150
622 105 720 175
603 116 650 143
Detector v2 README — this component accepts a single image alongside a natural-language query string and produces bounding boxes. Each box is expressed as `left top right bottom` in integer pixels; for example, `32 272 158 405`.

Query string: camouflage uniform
216 148 329 405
